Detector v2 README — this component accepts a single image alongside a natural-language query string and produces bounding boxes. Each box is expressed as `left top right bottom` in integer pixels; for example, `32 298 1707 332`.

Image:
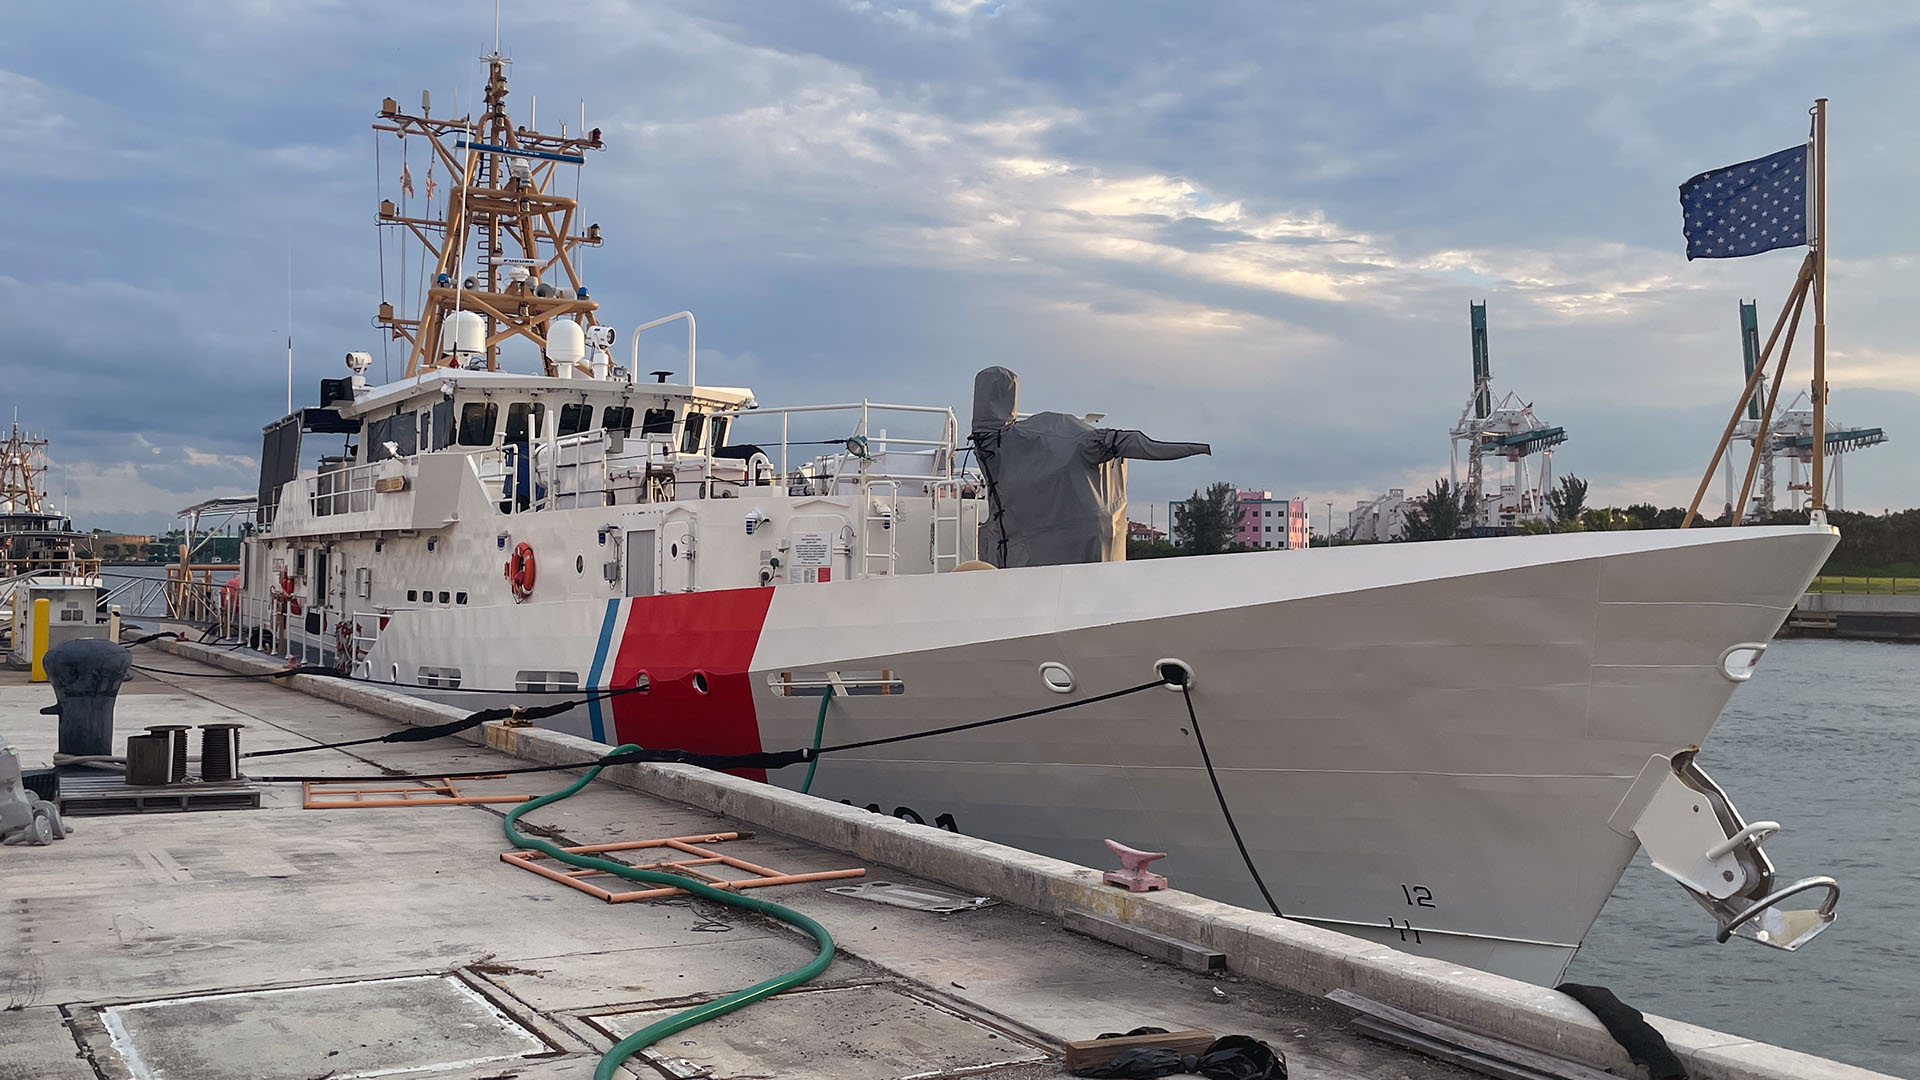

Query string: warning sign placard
791 530 833 583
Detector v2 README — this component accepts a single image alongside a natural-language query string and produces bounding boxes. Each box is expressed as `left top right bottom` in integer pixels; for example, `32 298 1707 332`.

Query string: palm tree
1403 479 1466 541
1545 475 1589 532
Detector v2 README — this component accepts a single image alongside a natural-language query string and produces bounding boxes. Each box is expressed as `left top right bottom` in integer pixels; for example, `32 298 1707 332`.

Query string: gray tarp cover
973 366 1209 568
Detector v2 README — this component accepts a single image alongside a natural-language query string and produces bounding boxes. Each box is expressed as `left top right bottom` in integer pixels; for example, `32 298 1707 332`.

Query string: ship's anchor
1609 749 1839 950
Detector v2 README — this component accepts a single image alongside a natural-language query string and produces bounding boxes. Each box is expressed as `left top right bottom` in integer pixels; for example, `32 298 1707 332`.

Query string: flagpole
1681 254 1813 528
1810 97 1828 514
1733 282 1811 521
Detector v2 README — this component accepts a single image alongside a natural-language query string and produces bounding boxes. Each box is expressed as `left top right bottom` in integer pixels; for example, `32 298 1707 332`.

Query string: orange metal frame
499 831 865 903
302 778 532 809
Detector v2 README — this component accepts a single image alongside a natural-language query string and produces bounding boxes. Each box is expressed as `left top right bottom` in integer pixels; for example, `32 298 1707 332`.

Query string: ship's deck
0 652 1476 1080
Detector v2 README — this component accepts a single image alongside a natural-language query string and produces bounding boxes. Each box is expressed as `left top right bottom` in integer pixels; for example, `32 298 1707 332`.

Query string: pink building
1233 490 1310 550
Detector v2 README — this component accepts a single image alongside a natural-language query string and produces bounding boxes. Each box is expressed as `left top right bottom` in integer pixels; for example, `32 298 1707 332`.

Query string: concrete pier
1784 592 1920 641
0 643 1897 1080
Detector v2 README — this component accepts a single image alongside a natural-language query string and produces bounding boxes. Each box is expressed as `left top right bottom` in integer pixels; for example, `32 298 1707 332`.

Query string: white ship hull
347 524 1833 985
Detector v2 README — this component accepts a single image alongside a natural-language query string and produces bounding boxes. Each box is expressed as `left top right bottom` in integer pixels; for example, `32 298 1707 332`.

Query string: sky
3 0 1917 534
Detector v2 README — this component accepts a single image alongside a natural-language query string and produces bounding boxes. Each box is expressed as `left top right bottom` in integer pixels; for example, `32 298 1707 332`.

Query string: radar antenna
373 58 606 376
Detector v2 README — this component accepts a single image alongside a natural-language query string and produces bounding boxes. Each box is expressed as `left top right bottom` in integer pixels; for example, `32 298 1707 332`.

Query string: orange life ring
505 542 537 601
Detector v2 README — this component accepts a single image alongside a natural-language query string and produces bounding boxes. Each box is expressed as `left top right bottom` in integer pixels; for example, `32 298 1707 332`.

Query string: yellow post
109 604 123 642
30 598 50 683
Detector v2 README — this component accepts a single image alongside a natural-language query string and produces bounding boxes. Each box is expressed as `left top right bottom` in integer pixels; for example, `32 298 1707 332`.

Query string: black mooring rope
241 686 647 758
1178 680 1283 918
245 679 1168 783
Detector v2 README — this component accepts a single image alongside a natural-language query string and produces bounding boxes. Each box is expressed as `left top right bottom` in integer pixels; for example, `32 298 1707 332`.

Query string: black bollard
38 639 133 759
199 723 245 783
146 725 191 783
125 734 171 787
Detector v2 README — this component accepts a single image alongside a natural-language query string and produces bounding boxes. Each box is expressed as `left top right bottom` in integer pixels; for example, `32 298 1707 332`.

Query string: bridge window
681 413 706 455
602 406 634 435
391 411 418 456
458 402 498 446
640 407 675 437
558 403 594 437
505 402 545 443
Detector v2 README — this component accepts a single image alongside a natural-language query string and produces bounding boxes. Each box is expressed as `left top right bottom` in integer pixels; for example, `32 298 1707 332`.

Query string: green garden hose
503 745 837 1080
798 685 835 795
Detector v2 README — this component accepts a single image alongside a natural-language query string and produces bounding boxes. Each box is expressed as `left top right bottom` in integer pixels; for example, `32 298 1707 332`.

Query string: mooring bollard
37 638 134 760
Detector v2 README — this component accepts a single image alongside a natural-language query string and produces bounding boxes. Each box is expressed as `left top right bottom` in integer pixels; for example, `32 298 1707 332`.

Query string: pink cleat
1101 838 1169 892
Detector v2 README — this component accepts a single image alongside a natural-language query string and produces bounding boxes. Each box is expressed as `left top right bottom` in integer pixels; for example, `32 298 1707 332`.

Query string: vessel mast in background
0 421 49 514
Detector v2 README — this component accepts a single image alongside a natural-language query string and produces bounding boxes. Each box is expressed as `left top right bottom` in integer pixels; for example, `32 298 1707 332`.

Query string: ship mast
373 56 605 377
0 421 49 514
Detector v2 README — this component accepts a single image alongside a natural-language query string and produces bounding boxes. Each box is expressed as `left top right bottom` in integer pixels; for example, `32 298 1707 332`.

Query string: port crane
1449 303 1568 531
1725 299 1886 518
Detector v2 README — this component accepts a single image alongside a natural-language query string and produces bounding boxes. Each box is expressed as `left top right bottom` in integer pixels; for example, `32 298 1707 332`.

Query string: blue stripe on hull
584 599 620 743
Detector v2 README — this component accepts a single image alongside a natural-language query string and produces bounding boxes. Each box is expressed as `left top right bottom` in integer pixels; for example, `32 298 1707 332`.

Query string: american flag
1679 144 1806 260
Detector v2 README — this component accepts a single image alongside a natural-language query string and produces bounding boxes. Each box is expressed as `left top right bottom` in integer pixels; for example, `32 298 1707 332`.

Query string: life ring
504 542 537 601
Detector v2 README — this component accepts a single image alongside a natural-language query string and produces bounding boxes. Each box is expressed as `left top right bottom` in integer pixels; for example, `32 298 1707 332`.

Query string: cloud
5 0 1919 530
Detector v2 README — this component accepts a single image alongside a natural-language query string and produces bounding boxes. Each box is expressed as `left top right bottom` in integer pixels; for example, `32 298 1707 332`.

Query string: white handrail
629 311 696 387
709 401 956 419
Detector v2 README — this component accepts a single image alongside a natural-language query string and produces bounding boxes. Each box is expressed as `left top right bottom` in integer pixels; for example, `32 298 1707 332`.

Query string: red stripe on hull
606 588 774 781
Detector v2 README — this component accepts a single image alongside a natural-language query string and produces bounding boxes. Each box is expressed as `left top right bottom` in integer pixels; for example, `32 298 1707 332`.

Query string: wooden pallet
501 832 865 903
55 771 261 817
302 778 531 809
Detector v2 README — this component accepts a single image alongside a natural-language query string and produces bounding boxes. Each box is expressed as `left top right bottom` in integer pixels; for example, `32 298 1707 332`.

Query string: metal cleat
1610 749 1838 951
1101 838 1169 892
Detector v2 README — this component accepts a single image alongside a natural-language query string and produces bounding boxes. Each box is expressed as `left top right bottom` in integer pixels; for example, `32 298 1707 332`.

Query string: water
1566 638 1920 1077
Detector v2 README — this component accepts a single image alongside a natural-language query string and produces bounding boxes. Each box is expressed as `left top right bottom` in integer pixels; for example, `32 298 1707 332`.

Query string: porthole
1156 657 1197 692
1719 642 1768 683
1038 661 1075 694
576 555 585 574
691 671 710 695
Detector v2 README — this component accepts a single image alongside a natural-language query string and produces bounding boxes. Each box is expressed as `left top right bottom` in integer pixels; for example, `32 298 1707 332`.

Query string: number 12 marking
1400 884 1435 908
